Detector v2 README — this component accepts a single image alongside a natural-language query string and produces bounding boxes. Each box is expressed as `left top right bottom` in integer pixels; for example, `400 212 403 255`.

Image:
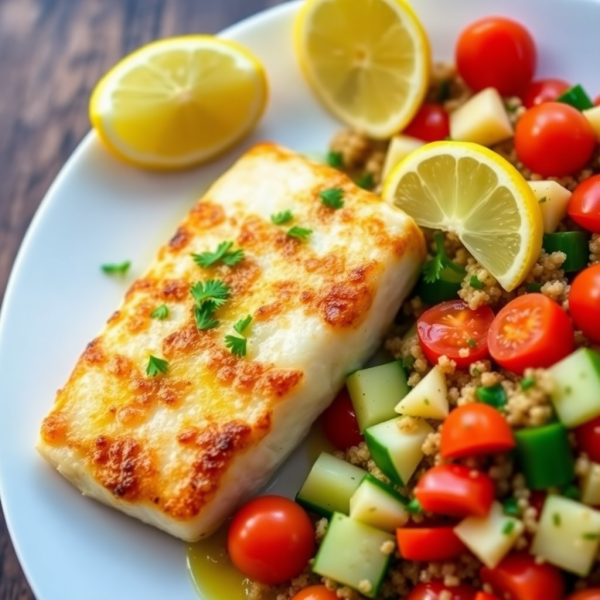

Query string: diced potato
454 502 523 568
381 135 424 181
450 88 513 147
583 105 600 142
531 495 600 576
582 463 600 506
395 365 449 419
528 181 572 233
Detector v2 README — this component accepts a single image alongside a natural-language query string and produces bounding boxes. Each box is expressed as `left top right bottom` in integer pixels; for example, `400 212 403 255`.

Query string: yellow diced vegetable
528 181 572 234
395 365 448 419
583 105 600 142
382 135 424 181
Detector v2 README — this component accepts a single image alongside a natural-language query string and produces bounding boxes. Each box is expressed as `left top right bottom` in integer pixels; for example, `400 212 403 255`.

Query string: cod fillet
37 143 425 541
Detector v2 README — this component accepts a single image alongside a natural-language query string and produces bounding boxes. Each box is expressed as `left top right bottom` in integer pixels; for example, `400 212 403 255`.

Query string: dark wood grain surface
0 1 288 597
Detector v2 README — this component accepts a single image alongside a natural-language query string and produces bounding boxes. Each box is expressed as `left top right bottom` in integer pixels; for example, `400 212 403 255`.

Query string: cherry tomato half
488 293 574 375
408 581 476 600
228 495 314 585
417 300 495 369
414 464 495 517
568 175 600 233
396 525 467 561
567 590 600 600
455 17 536 96
403 103 450 143
475 594 501 600
569 265 600 344
575 415 600 463
515 102 596 177
441 403 515 459
521 78 571 108
480 553 565 600
320 388 364 451
292 586 338 600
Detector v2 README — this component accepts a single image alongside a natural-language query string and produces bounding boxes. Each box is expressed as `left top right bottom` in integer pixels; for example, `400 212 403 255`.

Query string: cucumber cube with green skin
296 452 367 517
395 365 449 420
531 495 600 576
581 463 600 506
349 474 409 532
347 361 409 432
313 512 395 598
549 348 600 427
365 416 433 486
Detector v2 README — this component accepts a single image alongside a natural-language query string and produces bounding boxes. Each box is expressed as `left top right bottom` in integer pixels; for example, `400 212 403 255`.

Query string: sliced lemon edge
294 0 431 139
89 35 269 170
382 141 544 291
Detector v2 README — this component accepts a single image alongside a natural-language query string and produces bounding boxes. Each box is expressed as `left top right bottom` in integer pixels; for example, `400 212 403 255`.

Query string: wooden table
0 1 288 597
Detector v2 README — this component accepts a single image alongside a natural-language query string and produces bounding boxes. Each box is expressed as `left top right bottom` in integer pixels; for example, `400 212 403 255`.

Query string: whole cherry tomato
292 586 338 600
568 175 600 233
228 495 314 585
521 78 570 108
408 581 476 600
321 388 364 451
569 265 600 344
403 103 450 142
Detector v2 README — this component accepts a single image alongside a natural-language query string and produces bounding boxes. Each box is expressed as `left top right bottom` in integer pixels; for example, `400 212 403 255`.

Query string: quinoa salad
221 6 600 600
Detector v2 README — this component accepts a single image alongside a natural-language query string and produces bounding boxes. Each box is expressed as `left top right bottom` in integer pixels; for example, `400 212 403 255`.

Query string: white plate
2 0 600 598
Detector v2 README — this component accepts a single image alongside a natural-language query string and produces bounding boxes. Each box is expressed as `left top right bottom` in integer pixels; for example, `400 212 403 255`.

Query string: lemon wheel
383 141 543 291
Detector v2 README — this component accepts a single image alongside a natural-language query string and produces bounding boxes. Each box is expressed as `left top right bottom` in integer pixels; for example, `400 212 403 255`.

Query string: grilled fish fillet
37 143 426 541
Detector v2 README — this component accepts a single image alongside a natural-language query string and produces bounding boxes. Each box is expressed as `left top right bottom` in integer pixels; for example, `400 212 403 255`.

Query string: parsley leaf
287 226 313 240
146 355 168 377
520 376 536 391
101 261 131 276
190 280 231 307
470 275 484 290
539 196 548 204
327 151 343 168
401 356 416 371
502 520 515 535
502 497 520 517
234 315 252 335
271 210 293 225
194 303 219 330
406 498 422 514
583 532 599 541
150 304 169 320
356 173 374 190
467 338 477 348
225 335 247 358
192 241 244 268
422 232 466 284
526 282 543 293
320 187 345 209
553 512 561 527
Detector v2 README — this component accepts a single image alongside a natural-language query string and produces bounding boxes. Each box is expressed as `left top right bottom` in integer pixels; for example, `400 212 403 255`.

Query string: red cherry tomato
408 581 476 600
455 17 536 96
441 403 515 459
475 594 501 600
521 78 571 108
228 495 314 585
515 102 596 177
567 590 600 600
568 175 600 233
292 586 338 600
320 388 364 451
575 415 600 462
414 464 495 517
569 265 600 344
480 553 565 600
403 103 450 142
396 525 467 561
417 300 495 369
487 293 575 375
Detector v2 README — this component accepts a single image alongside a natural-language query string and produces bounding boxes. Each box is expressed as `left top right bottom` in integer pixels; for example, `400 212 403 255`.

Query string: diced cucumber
528 181 572 233
296 452 366 517
531 495 600 576
349 474 409 532
395 365 449 420
313 512 394 598
581 463 600 506
543 232 589 272
454 501 523 569
365 416 433 486
347 361 409 432
549 348 600 427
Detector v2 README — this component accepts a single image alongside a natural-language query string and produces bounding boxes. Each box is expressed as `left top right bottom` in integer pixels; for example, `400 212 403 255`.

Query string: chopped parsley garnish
287 226 313 240
194 302 219 330
521 376 536 391
233 315 252 335
401 356 416 371
406 498 422 514
583 532 600 541
526 282 543 293
146 355 168 377
469 275 484 290
190 279 231 307
327 151 344 168
502 520 516 535
506 103 519 113
320 187 345 209
422 232 466 284
553 512 561 527
502 497 520 517
356 173 374 190
539 196 548 204
101 261 131 276
560 483 581 501
150 304 169 320
467 338 477 348
271 210 293 225
225 335 247 358
192 241 244 268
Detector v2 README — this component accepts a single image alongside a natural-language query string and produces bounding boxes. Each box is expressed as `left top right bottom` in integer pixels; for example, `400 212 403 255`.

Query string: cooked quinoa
249 62 600 600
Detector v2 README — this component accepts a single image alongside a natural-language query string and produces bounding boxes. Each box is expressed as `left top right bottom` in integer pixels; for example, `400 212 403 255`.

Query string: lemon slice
294 0 430 139
90 36 268 170
383 141 543 291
